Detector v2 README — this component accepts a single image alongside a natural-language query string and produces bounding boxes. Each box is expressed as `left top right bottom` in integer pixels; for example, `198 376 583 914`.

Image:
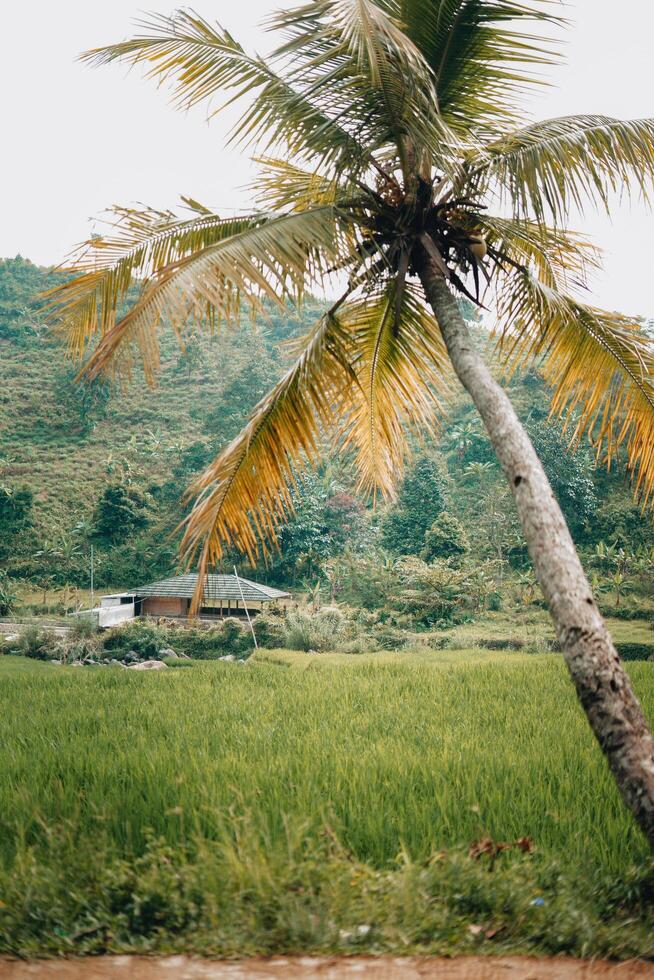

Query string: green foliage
102 621 168 661
615 643 654 662
101 618 252 661
382 454 446 556
0 485 33 561
283 606 349 652
0 571 17 617
92 485 150 543
0 654 653 956
9 626 57 661
422 511 469 561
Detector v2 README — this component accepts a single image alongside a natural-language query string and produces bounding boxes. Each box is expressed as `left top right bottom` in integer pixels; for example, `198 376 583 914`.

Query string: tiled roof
133 574 290 603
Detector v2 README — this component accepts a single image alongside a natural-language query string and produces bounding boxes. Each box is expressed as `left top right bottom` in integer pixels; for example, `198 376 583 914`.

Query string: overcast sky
2 0 653 317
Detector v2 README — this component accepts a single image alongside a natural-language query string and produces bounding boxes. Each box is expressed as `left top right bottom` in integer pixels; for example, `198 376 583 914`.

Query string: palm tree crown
46 1 654 610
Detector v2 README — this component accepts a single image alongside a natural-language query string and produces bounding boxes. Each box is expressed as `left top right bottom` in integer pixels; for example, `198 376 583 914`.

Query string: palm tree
47 2 654 844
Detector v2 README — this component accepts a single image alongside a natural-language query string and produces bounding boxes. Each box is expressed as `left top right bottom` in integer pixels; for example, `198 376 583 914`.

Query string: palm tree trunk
418 254 654 848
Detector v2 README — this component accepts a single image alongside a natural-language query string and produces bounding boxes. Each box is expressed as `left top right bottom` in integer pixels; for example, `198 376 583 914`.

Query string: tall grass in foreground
1 653 653 957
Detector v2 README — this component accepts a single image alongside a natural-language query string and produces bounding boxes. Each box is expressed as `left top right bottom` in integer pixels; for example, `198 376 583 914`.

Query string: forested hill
1 255 653 605
0 256 314 587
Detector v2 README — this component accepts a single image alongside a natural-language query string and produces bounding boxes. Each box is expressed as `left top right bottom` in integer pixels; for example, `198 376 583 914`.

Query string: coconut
469 236 487 260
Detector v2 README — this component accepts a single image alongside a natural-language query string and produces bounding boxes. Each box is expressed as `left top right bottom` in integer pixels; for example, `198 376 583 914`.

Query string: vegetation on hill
1 255 653 630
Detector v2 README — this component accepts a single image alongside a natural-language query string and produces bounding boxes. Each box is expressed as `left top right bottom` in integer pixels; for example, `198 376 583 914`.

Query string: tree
92 485 149 543
422 511 469 562
0 485 33 560
382 453 446 555
49 3 654 844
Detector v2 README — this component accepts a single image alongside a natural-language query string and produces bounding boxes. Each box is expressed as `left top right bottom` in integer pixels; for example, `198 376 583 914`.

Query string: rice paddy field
1 650 654 960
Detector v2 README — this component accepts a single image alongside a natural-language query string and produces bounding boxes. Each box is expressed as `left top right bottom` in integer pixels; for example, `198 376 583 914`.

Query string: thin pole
90 545 95 610
234 566 258 649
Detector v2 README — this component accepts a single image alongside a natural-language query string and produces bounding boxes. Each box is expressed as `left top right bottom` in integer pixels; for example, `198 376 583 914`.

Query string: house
95 573 290 628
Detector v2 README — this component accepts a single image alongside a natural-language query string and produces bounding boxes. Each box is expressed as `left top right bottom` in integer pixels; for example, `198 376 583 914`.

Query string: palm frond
180 303 356 612
474 115 654 222
398 0 563 138
477 213 601 290
47 205 352 381
82 9 377 174
270 0 463 179
496 270 654 506
253 158 345 212
44 206 263 373
339 280 451 496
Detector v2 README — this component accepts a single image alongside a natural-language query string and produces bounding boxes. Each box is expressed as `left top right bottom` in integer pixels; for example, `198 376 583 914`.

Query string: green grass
1 651 653 959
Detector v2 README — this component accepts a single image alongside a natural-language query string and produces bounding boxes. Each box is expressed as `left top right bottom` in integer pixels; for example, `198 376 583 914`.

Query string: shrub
103 622 168 662
252 613 286 649
169 620 252 659
615 642 654 661
14 626 58 661
422 511 469 562
370 623 407 650
283 606 348 652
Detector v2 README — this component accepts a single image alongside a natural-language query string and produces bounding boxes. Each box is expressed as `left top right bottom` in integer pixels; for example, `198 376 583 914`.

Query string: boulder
127 660 168 671
160 648 178 659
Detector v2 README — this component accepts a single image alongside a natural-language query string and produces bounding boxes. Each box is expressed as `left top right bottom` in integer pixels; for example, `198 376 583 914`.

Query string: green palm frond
271 0 463 179
474 115 654 222
398 0 562 137
82 9 377 174
477 214 601 289
339 280 451 496
496 270 654 506
47 205 353 381
180 303 356 611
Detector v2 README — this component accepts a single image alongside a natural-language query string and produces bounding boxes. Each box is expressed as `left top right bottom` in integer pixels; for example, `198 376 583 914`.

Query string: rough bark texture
418 254 654 849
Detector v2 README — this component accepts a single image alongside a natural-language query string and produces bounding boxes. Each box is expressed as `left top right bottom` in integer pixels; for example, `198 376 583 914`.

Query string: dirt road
1 957 653 979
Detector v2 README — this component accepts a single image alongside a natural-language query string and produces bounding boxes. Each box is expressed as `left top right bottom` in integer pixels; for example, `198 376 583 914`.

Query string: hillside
1 255 653 620
0 256 314 588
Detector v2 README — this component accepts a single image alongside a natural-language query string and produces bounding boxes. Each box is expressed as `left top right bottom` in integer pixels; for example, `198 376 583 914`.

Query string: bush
615 642 654 661
370 623 407 650
283 606 349 652
422 511 469 561
103 622 168 662
12 626 58 661
252 613 286 649
165 619 252 659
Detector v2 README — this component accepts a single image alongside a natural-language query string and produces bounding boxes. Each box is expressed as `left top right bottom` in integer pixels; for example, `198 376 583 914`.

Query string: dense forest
1 255 653 623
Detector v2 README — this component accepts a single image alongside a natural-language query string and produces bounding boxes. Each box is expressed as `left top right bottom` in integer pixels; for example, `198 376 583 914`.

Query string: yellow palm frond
180 305 355 612
496 270 654 505
44 207 263 372
47 206 352 382
339 280 451 496
474 115 654 222
254 158 344 212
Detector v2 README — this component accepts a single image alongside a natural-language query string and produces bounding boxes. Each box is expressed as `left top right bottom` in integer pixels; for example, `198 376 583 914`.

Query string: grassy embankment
1 650 653 959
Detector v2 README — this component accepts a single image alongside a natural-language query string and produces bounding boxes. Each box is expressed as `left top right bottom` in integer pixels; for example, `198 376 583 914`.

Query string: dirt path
1 957 653 979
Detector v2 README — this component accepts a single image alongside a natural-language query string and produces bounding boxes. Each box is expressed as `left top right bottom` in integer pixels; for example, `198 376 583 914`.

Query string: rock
127 660 168 671
160 648 178 659
220 655 236 662
70 661 83 668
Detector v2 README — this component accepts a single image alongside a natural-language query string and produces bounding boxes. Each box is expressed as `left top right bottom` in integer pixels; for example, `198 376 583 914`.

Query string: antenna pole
234 566 258 649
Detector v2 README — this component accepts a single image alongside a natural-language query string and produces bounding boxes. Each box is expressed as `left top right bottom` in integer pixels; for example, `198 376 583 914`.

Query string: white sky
2 0 653 317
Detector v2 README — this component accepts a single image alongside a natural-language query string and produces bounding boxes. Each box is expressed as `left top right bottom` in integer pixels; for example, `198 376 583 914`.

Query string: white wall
98 604 135 629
